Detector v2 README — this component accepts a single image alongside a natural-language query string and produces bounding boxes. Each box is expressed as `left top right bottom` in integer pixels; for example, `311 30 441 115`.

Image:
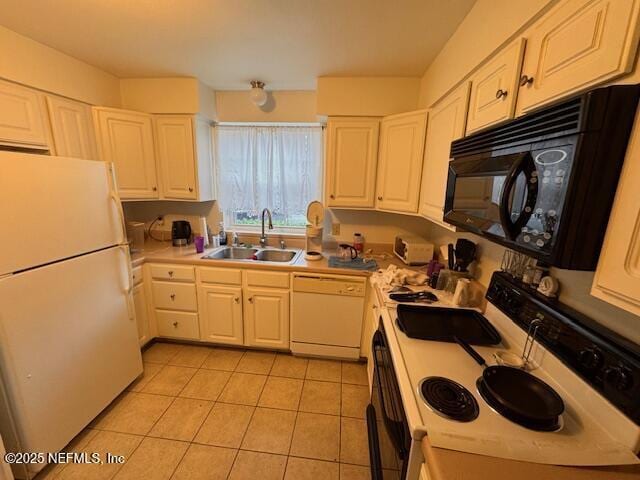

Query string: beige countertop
422 437 640 480
130 240 408 276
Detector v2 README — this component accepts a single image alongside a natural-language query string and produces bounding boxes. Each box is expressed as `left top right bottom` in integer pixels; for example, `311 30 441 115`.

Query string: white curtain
215 125 323 228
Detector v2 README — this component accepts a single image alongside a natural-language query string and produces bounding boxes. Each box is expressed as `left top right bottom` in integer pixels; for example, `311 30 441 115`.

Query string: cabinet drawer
151 281 197 311
132 266 143 286
199 267 242 285
245 270 290 289
156 310 199 340
150 264 195 282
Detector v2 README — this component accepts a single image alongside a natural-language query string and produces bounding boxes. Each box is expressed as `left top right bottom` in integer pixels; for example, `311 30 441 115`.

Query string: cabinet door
244 288 289 349
46 95 99 160
419 82 471 228
591 112 640 316
466 38 526 134
516 0 640 115
375 110 428 213
198 284 244 345
94 107 158 199
0 79 48 149
155 115 198 200
133 283 151 346
325 117 380 208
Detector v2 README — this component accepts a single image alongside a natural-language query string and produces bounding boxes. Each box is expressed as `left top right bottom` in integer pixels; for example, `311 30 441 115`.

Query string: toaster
393 234 434 265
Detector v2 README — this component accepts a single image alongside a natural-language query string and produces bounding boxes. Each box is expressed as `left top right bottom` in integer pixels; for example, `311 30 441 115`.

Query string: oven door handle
499 152 535 240
372 330 407 457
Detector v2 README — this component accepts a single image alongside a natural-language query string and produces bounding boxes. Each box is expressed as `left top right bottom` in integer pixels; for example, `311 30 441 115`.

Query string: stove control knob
604 366 633 391
578 348 603 370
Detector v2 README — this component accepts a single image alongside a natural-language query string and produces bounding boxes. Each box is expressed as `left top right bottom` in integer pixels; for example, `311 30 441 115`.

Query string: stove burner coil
419 377 479 422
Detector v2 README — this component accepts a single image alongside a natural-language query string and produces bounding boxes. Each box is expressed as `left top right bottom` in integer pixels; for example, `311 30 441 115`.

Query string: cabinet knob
172 321 179 328
168 270 174 277
170 293 176 300
519 75 534 87
234 296 240 303
377 196 383 201
330 194 335 199
248 297 254 303
188 187 194 192
495 89 508 99
152 186 157 191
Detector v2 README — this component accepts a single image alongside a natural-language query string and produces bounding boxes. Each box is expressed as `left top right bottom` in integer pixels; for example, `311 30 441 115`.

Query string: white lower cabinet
156 310 200 340
132 283 151 346
244 288 290 350
198 284 244 346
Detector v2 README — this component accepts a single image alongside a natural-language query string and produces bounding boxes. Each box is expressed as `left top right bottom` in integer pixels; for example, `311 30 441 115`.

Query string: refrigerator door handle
108 163 127 245
119 245 135 321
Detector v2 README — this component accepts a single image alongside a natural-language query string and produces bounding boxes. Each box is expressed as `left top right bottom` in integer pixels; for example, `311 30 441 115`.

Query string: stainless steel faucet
260 208 273 248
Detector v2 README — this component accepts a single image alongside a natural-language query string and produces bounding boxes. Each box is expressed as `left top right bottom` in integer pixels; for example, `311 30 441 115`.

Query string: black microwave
444 85 640 270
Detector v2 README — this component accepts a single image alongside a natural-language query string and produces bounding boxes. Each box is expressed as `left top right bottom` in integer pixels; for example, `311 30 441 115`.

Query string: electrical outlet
331 223 340 235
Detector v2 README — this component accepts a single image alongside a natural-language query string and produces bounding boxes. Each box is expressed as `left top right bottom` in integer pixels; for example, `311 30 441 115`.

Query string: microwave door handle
499 152 531 240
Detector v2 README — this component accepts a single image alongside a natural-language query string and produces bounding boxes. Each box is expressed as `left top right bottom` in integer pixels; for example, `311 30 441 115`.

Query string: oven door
367 323 409 480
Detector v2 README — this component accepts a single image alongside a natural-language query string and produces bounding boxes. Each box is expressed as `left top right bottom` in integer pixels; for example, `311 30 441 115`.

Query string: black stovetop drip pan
396 305 501 346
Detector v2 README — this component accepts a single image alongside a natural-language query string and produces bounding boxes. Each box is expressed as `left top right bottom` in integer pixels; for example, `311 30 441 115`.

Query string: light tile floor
36 341 376 480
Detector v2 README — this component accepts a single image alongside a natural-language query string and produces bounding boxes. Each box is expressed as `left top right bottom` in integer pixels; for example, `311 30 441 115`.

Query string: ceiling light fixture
249 80 268 106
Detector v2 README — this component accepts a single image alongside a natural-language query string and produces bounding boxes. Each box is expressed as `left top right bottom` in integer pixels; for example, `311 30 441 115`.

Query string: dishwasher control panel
292 274 366 297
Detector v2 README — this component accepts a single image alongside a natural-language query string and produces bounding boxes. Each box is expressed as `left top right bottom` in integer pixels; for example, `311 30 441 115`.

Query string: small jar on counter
353 233 364 252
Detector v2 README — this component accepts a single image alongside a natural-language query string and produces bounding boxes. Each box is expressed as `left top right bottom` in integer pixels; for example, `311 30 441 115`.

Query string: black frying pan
454 336 564 422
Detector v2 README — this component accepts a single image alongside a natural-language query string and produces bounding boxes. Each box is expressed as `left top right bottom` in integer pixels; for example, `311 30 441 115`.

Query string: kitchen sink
255 249 298 262
204 247 259 260
202 247 301 264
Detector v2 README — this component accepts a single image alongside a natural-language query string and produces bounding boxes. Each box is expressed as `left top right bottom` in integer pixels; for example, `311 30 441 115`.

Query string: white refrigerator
0 151 143 478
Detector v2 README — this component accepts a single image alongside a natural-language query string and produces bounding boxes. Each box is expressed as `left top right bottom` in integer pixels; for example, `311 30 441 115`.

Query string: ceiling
0 0 475 90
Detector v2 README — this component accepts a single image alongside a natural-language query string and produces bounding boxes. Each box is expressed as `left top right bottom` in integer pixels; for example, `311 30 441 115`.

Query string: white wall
417 0 640 343
0 26 121 106
120 78 217 120
317 77 421 116
418 0 554 108
216 90 317 122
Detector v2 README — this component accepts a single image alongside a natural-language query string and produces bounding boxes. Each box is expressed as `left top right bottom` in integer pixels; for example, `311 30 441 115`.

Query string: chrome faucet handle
232 232 239 246
280 240 286 249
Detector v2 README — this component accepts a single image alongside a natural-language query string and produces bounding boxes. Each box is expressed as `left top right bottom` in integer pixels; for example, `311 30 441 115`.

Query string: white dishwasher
291 273 366 359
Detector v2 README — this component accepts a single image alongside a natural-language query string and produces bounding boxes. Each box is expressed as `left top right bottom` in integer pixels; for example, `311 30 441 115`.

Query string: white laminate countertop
129 240 409 276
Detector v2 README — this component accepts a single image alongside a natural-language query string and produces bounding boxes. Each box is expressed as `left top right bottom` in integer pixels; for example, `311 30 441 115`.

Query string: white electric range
368 272 640 479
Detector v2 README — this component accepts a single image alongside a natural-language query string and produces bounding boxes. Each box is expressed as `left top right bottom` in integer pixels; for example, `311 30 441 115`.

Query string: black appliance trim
366 404 384 480
444 84 640 270
368 320 411 480
486 271 640 424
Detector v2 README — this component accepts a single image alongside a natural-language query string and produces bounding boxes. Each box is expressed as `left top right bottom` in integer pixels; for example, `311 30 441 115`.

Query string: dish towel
328 256 378 271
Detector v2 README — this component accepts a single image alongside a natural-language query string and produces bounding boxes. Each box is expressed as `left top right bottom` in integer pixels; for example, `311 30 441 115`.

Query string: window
215 124 323 232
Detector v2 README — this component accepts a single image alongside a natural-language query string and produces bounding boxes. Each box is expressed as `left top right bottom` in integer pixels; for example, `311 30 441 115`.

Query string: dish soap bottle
218 222 227 246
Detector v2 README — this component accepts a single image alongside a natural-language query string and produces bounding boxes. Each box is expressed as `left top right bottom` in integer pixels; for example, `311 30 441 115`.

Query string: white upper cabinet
0 79 49 150
155 116 198 200
93 107 159 200
591 112 640 316
466 38 526 134
375 110 428 213
325 117 380 208
46 95 99 160
419 82 470 228
155 115 215 202
516 0 640 115
244 287 289 350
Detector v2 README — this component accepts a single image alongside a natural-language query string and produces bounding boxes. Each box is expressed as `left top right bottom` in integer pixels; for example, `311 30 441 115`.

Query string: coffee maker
305 201 324 261
171 220 192 246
